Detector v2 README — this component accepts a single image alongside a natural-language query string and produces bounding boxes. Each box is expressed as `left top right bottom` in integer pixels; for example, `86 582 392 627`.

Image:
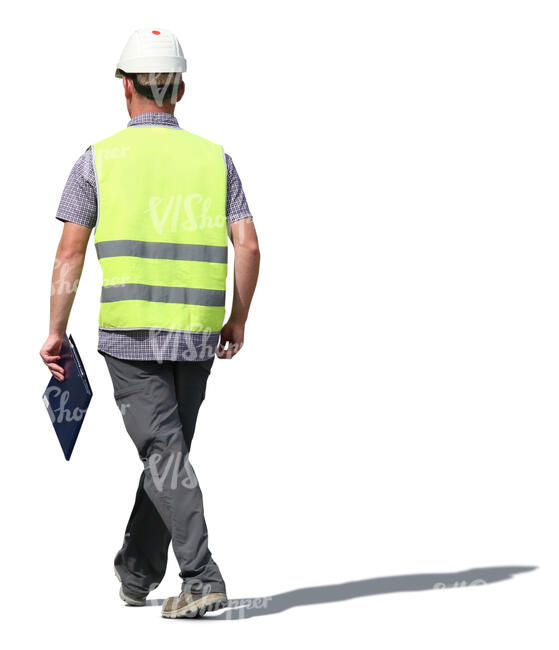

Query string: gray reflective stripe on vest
96 240 228 264
101 283 225 307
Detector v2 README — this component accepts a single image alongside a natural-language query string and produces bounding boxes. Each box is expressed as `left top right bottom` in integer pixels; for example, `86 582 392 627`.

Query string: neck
128 100 175 119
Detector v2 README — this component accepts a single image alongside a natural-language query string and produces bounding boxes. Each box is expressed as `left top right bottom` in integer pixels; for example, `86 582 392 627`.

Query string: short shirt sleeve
225 153 253 224
55 147 98 229
57 148 249 229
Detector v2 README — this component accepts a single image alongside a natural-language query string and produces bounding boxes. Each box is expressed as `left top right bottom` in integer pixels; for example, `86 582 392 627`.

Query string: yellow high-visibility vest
93 125 228 334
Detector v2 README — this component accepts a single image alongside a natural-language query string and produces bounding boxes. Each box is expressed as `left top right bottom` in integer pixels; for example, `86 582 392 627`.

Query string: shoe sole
114 566 146 607
162 594 228 619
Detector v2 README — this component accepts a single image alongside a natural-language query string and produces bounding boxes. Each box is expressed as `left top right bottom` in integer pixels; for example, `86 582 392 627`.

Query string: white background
1 0 557 647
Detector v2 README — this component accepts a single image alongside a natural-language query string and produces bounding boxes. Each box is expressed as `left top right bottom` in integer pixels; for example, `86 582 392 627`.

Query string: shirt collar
127 112 180 129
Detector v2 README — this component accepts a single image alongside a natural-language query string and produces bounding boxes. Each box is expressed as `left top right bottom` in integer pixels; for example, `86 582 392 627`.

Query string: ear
122 77 134 101
176 80 185 103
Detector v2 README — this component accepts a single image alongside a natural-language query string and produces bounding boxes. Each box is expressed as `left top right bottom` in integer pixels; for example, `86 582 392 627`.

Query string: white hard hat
115 29 186 77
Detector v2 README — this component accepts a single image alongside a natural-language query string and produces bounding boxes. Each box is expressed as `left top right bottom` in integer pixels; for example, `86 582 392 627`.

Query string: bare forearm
218 219 260 358
49 249 85 335
41 222 91 379
230 246 260 323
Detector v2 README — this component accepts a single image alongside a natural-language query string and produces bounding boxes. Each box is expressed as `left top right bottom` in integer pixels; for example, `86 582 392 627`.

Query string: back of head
116 28 186 107
117 70 183 104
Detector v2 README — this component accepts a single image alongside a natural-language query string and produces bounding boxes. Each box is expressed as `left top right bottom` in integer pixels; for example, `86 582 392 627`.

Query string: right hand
40 333 65 381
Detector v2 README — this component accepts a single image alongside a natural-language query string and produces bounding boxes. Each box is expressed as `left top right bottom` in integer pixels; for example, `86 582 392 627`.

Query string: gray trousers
103 352 226 597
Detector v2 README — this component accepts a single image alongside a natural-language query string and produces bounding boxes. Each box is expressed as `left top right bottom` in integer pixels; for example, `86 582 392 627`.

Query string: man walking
40 28 260 618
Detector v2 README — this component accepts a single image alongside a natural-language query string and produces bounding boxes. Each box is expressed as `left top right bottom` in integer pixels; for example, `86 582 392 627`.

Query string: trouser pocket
114 381 156 460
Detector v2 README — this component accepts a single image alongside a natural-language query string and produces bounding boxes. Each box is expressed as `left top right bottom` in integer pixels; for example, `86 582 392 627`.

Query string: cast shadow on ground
144 565 536 620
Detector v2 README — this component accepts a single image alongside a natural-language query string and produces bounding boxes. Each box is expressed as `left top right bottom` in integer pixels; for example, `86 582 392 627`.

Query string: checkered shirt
55 112 253 361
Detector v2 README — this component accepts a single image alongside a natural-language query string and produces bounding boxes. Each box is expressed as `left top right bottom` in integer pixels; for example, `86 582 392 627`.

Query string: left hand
217 319 245 359
40 334 65 381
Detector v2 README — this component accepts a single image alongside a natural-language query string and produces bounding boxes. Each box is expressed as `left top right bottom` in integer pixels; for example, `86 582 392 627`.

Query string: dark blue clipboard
42 334 92 460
